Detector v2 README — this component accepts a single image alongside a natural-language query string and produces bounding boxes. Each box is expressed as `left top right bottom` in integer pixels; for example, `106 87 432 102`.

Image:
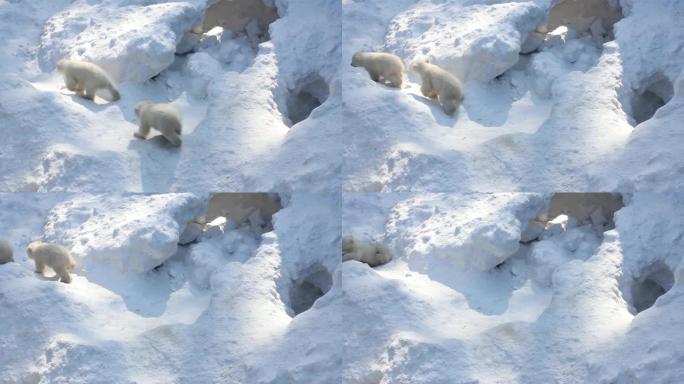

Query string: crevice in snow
629 73 674 125
284 74 330 126
628 263 674 314
288 263 332 316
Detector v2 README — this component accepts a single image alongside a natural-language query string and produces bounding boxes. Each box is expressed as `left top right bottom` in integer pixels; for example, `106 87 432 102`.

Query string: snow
0 191 341 383
342 191 684 383
0 0 341 192
37 0 206 83
343 0 684 192
1 0 684 382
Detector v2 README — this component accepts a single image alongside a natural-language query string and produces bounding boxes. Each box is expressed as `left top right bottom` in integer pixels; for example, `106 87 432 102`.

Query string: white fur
351 51 405 88
26 241 76 284
342 235 392 267
56 59 120 101
134 101 183 146
0 240 13 264
411 58 464 115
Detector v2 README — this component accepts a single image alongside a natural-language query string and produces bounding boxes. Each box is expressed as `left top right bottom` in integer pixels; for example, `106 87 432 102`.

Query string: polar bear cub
0 240 13 264
351 51 405 88
410 58 464 115
26 241 76 283
342 235 392 267
56 59 120 101
134 101 183 146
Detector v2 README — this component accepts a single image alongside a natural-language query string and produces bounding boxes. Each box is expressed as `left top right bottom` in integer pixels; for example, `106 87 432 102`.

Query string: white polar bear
26 241 76 284
134 101 183 146
0 240 13 264
342 235 392 267
351 51 405 88
56 59 120 101
410 58 464 115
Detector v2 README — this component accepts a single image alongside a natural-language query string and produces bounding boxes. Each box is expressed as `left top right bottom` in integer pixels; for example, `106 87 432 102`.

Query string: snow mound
38 0 205 82
385 193 546 271
386 1 545 81
42 193 206 272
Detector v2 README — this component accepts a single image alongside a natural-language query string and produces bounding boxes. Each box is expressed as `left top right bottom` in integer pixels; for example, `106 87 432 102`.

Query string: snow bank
42 193 206 272
385 193 546 271
386 1 545 81
38 0 206 82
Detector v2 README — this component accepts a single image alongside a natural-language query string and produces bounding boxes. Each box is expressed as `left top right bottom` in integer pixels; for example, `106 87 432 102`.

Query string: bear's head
134 101 152 118
410 58 430 73
55 59 71 73
25 241 42 260
351 52 365 67
342 235 355 253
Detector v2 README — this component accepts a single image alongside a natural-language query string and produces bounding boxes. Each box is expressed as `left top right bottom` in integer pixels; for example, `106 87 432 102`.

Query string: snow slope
342 192 684 383
0 0 341 192
0 191 341 383
343 0 684 192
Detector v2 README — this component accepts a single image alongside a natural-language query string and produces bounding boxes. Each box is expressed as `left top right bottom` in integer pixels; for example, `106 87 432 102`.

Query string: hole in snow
544 0 623 44
202 0 279 45
289 264 332 316
285 74 330 126
629 264 674 314
630 74 674 125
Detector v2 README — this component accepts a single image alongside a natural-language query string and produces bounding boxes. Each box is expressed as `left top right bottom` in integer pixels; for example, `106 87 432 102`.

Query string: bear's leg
386 72 402 88
134 123 151 139
83 86 96 100
420 82 436 98
368 70 380 82
164 131 182 147
106 84 120 101
54 266 72 284
34 260 45 274
439 95 458 115
65 75 79 92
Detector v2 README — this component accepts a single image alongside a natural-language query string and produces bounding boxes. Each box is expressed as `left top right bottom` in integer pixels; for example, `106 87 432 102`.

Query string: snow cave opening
544 0 623 44
629 264 674 314
289 264 332 316
629 75 674 125
285 74 330 126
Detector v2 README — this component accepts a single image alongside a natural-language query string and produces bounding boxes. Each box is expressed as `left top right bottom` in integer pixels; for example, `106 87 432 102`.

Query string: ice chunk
38 2 204 82
42 194 206 273
385 2 545 81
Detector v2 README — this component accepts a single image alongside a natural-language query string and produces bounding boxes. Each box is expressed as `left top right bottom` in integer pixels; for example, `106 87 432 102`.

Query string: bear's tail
108 85 121 101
